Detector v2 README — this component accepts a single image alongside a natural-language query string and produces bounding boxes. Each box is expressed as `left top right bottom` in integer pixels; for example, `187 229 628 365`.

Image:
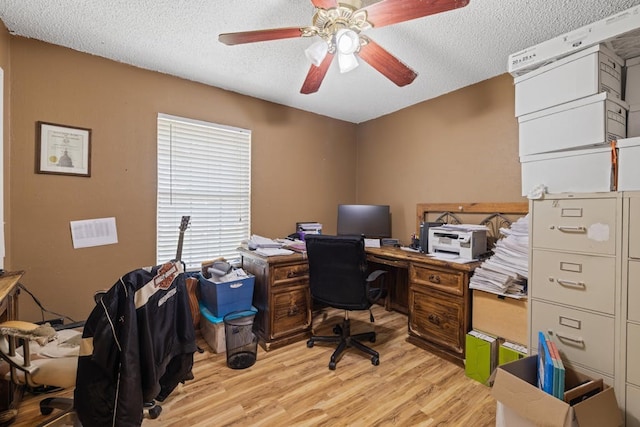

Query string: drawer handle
556 332 585 347
287 271 299 278
428 274 441 284
556 279 586 289
428 314 441 325
287 305 299 316
555 225 586 233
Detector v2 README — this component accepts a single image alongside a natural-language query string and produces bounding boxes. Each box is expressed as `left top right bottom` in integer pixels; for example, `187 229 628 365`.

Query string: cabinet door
532 197 617 255
630 197 640 259
629 260 640 323
628 323 640 387
409 287 464 354
270 286 311 339
627 384 640 427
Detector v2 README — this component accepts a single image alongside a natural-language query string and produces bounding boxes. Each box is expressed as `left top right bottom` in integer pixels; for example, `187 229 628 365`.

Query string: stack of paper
469 215 529 298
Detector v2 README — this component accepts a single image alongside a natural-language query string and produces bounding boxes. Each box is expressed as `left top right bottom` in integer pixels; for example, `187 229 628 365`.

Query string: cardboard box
492 356 622 427
628 104 640 138
515 44 623 117
508 5 640 76
464 330 497 385
617 137 640 190
198 272 255 318
471 289 528 345
520 146 612 197
626 56 640 105
518 92 627 157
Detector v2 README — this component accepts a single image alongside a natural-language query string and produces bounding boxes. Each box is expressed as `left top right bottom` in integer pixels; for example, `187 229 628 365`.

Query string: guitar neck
175 216 190 261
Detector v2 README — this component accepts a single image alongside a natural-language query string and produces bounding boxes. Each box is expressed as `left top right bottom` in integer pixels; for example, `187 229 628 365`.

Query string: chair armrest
366 270 387 283
366 270 387 303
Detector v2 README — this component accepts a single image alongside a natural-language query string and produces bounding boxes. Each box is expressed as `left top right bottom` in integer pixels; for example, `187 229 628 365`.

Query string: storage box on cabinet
530 196 618 254
617 137 640 191
518 92 627 157
520 146 612 196
531 250 616 314
626 56 640 105
514 44 623 117
531 300 615 376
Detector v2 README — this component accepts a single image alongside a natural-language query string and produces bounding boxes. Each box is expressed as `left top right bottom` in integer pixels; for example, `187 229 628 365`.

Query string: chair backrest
304 235 371 311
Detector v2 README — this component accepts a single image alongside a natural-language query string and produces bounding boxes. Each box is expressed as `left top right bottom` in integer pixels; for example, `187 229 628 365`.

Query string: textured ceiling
1 0 640 123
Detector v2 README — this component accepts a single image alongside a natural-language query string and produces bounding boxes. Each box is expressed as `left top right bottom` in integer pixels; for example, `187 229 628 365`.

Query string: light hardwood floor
11 305 496 426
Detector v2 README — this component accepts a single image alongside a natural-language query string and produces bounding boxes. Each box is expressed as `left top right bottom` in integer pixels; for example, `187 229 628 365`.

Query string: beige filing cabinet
528 193 624 410
623 192 640 427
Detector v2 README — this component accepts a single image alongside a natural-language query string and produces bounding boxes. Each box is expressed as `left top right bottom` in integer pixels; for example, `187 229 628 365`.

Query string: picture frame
36 121 92 177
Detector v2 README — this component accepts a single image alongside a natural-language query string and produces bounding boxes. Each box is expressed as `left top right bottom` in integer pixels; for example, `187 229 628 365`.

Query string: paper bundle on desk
469 215 529 298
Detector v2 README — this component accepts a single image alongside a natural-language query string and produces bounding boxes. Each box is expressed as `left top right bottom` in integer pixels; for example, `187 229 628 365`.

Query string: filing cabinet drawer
409 287 464 354
270 286 311 339
272 263 308 286
627 384 640 427
410 264 464 296
628 323 640 386
532 197 617 254
531 300 615 376
630 197 640 259
531 249 616 314
629 260 640 322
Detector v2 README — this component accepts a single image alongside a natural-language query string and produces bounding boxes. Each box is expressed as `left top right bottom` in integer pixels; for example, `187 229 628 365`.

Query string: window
157 114 251 268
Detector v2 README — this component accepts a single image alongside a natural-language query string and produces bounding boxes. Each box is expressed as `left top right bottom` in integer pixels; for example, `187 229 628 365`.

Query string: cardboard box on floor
491 356 622 427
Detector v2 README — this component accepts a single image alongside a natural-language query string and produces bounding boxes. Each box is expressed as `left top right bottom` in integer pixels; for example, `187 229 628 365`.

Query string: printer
427 225 488 260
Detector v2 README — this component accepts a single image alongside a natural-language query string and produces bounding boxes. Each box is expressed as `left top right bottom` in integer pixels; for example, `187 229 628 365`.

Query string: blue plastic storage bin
198 272 255 318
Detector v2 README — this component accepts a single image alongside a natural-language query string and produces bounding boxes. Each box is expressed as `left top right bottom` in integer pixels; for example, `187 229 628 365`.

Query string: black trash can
223 310 258 369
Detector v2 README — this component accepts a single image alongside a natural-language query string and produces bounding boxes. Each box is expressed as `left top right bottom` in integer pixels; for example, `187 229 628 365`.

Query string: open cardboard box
491 356 622 427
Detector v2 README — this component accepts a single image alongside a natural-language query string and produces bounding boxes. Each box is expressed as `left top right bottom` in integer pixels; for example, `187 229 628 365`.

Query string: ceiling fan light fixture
305 40 329 66
338 52 358 73
335 29 359 55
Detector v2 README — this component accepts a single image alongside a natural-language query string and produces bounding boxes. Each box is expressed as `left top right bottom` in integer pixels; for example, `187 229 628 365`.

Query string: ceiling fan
219 0 470 94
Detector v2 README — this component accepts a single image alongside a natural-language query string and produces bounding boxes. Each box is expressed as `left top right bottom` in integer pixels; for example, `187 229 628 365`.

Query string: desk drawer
272 263 308 286
270 286 311 339
532 197 617 255
627 323 640 386
531 300 614 376
531 249 616 314
409 287 463 354
410 264 464 296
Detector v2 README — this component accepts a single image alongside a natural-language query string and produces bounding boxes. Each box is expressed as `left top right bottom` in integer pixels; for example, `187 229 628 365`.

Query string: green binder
498 340 527 366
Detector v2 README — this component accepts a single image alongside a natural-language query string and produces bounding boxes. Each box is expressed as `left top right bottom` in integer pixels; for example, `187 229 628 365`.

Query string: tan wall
0 22 10 270
356 74 524 244
8 37 357 322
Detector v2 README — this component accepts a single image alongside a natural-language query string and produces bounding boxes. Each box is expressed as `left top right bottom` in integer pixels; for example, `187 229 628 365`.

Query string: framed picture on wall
36 121 91 177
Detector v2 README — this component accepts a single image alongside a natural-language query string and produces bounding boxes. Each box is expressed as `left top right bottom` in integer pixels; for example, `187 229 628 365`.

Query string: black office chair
304 234 387 370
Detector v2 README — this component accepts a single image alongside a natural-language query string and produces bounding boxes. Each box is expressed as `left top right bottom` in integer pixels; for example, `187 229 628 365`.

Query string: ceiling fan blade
301 52 335 94
361 0 470 28
358 38 417 87
311 0 338 8
219 27 304 45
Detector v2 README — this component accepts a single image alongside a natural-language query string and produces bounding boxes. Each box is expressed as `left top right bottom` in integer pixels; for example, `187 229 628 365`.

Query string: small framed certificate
36 121 91 177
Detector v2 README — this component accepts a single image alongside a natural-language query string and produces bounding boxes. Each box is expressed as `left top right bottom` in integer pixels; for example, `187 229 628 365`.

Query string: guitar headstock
180 216 191 233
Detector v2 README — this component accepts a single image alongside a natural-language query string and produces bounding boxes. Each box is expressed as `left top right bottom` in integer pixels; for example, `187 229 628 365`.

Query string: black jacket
74 262 197 426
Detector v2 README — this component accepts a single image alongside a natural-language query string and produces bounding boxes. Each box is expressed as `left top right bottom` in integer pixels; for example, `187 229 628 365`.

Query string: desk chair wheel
306 339 314 348
143 401 162 419
333 325 341 335
329 361 337 370
371 356 379 366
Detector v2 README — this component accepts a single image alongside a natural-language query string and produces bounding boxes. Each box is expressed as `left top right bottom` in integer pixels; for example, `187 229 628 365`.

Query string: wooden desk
240 246 479 363
0 271 23 416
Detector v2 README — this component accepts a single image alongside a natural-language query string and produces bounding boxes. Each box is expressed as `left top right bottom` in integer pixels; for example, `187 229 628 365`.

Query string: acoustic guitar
174 216 201 329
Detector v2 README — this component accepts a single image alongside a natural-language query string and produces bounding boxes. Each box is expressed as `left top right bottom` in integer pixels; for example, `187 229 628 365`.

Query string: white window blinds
157 114 251 268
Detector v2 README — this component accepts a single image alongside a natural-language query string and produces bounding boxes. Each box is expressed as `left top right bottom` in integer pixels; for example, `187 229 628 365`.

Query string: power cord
17 282 77 324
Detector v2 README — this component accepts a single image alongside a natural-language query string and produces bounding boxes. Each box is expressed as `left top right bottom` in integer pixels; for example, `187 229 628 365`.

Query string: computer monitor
337 204 391 238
